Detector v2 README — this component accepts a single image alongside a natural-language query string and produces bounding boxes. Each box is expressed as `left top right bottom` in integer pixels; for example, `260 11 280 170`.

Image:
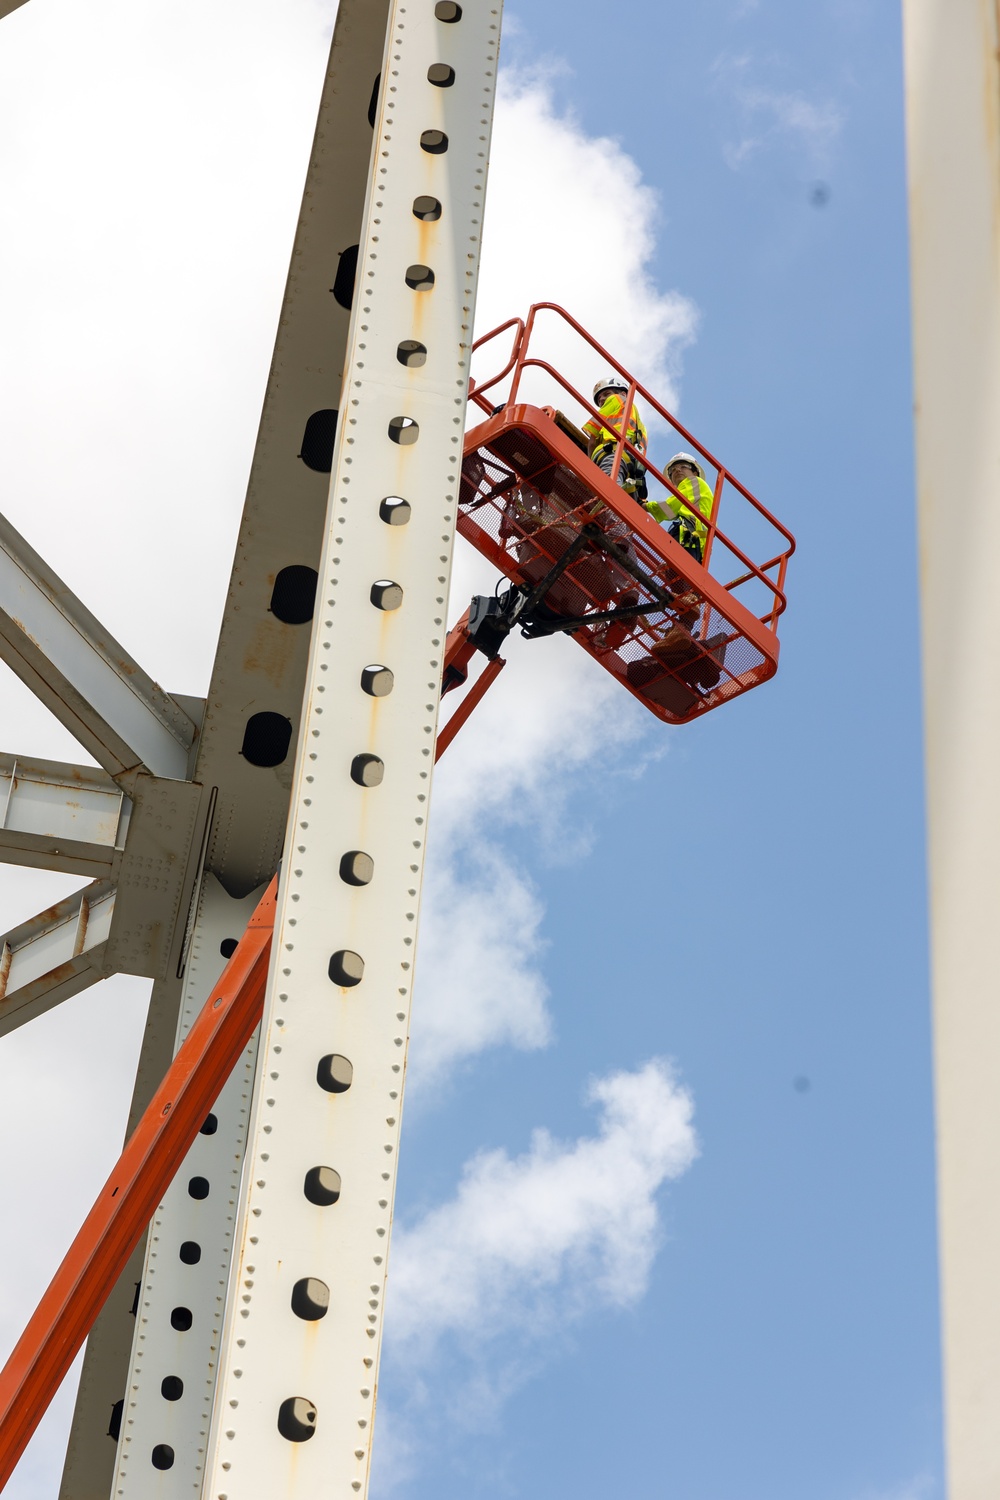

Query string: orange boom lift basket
455 305 795 726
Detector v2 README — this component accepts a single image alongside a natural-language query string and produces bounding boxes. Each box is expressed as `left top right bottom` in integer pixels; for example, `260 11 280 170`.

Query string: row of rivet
265 0 464 1462
215 0 493 1481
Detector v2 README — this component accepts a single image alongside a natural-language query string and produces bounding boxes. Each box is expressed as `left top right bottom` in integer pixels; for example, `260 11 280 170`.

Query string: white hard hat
593 375 627 401
667 451 705 479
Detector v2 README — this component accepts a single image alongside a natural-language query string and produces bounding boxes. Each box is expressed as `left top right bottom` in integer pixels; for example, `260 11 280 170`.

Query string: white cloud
410 847 552 1085
712 54 844 172
0 0 334 691
853 1478 936 1500
390 1060 697 1346
410 606 653 1091
412 619 652 1088
375 1060 697 1480
434 600 646 848
473 69 699 419
412 69 692 1089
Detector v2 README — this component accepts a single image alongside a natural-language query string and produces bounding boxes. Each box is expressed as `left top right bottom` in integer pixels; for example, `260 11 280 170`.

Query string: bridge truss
0 1 503 1496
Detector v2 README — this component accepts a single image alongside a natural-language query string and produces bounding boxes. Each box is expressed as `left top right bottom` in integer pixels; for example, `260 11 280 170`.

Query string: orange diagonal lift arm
0 877 278 1491
435 607 506 762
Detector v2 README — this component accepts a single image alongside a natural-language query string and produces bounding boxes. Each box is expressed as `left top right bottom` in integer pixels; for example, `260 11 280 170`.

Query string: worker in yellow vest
645 451 714 564
583 376 648 497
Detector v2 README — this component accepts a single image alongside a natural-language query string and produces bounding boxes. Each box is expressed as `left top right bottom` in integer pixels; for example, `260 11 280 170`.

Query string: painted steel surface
200 4 503 1497
0 769 207 1032
0 514 197 786
0 881 116 1035
192 0 393 901
112 877 264 1500
0 880 276 1491
903 0 1000 1492
0 754 128 876
59 977 187 1500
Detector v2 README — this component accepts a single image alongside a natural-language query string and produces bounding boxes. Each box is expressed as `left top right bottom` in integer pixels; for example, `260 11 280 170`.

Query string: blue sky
383 1 936 1497
0 2 936 1498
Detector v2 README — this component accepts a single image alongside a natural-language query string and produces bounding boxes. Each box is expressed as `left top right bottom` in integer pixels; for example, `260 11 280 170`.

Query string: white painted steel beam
203 3 502 1496
903 0 1000 1492
0 880 115 1035
112 877 264 1497
0 513 197 786
0 754 128 877
59 972 187 1500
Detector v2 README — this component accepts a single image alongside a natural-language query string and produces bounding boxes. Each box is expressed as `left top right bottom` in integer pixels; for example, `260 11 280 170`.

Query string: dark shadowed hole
303 1165 341 1206
360 664 394 697
277 1397 318 1443
270 565 318 625
427 63 455 86
151 1445 175 1471
179 1241 201 1265
351 753 385 787
170 1307 193 1332
161 1377 184 1402
370 579 404 610
108 1399 124 1442
299 409 339 472
405 264 435 291
187 1176 210 1200
412 195 441 222
317 1053 354 1094
435 0 462 17
387 416 419 446
331 245 359 310
368 73 380 126
396 340 427 368
329 949 365 986
200 1113 218 1135
379 496 411 526
419 129 448 154
241 712 292 768
291 1278 331 1321
339 850 374 886
219 938 238 959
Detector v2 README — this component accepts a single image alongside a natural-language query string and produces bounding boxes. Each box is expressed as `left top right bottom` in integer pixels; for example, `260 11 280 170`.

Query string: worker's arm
644 496 677 524
583 396 619 457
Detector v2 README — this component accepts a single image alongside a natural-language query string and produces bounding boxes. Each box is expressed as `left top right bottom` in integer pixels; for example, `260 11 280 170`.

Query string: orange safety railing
468 303 794 635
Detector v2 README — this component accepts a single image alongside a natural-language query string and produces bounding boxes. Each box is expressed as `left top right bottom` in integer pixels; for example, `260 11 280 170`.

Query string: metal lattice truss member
0 2 504 1498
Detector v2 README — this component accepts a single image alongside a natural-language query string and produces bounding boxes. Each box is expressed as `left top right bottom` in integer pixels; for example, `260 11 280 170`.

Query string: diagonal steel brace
0 513 197 785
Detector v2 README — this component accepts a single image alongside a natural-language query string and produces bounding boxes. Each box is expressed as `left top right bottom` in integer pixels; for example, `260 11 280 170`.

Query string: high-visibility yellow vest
646 474 713 548
582 393 648 458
